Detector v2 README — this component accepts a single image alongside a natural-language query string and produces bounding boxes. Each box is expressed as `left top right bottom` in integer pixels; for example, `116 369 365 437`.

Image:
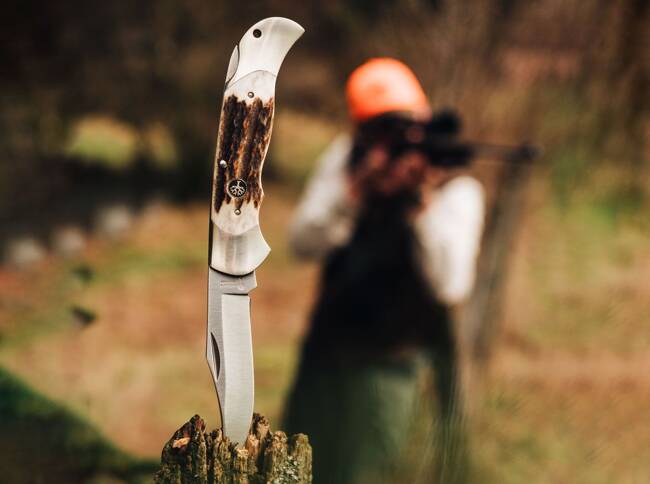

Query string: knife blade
206 17 304 447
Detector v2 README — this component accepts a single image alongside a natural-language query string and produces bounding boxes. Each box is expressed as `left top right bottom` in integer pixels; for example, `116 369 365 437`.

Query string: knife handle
210 17 303 275
212 73 275 225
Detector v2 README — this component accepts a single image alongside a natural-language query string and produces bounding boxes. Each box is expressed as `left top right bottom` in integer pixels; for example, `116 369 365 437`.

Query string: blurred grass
92 242 204 285
66 117 140 169
472 377 650 484
0 241 204 351
0 190 311 459
254 343 300 424
271 111 340 191
65 116 180 170
0 366 156 483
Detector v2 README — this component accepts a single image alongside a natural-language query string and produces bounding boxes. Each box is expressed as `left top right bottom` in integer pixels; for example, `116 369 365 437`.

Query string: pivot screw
219 160 227 168
253 29 262 38
247 91 254 98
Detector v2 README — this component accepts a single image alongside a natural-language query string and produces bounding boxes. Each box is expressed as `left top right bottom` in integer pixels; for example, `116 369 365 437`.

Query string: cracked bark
154 414 312 484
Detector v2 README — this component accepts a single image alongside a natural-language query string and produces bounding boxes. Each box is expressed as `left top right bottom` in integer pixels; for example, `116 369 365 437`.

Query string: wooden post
154 414 312 484
460 160 533 360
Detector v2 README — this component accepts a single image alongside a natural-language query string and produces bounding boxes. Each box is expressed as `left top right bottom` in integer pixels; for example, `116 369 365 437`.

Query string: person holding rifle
284 58 486 483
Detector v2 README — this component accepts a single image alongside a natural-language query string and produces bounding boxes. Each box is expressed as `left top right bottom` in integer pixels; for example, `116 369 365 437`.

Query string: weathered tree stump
154 414 312 484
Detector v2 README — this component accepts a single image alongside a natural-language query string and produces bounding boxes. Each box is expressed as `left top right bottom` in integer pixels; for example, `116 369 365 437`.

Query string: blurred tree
585 0 649 153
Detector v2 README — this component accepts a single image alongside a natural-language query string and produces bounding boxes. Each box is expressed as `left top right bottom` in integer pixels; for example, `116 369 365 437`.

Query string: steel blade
207 268 256 447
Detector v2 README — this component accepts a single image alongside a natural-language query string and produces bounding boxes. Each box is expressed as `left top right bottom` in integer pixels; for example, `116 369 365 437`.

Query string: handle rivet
234 209 241 215
247 91 254 98
219 160 227 168
253 29 262 38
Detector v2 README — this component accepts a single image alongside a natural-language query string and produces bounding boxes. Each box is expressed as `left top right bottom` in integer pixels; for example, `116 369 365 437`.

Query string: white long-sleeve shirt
290 134 485 305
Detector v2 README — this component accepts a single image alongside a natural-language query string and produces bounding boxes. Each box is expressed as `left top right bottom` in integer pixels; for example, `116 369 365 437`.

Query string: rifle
352 110 540 167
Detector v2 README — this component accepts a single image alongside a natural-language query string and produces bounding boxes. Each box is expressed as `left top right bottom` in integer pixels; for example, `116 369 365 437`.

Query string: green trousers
284 354 424 483
284 348 470 484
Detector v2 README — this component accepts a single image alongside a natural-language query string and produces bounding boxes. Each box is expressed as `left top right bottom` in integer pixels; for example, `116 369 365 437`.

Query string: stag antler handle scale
210 18 304 276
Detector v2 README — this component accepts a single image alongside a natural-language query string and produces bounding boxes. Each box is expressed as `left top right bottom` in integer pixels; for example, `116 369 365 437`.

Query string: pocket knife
206 17 304 447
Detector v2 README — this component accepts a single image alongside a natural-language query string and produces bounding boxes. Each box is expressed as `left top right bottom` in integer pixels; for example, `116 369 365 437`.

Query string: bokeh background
1 0 648 482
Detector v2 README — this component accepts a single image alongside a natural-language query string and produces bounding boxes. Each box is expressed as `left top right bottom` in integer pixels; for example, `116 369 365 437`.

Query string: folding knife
206 17 303 447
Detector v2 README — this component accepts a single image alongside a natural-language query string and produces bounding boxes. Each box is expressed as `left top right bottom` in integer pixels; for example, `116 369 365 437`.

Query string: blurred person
283 58 485 483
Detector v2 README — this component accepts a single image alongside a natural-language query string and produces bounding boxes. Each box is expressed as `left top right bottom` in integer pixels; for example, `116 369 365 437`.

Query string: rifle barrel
468 142 540 163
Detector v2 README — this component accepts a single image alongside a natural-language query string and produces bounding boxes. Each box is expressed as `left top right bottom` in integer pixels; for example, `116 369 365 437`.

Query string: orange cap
346 58 429 122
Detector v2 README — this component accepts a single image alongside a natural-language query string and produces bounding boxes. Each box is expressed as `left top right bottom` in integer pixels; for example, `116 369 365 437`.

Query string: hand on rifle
348 145 448 209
